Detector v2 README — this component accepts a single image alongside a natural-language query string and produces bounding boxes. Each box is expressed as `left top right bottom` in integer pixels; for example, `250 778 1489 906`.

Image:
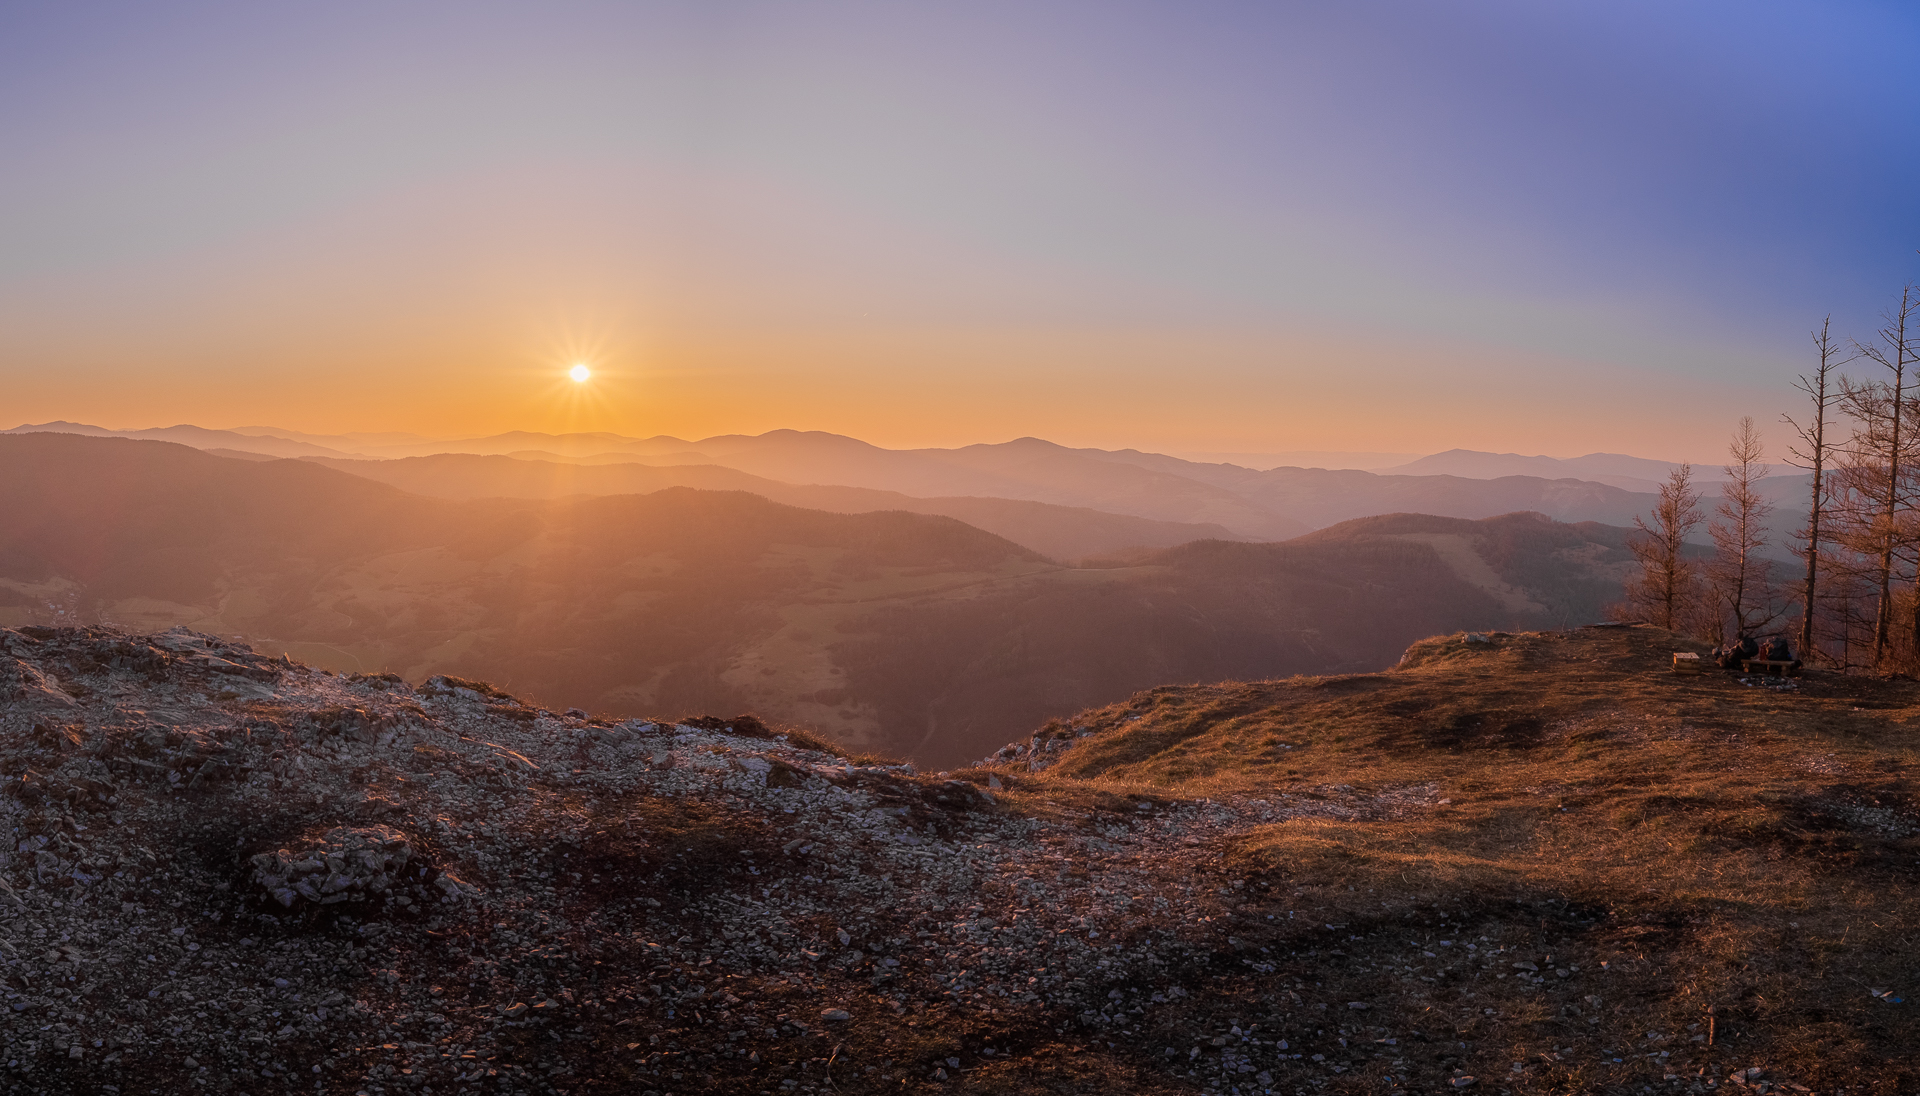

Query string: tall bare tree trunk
1849 286 1916 667
1898 296 1920 664
1878 355 1903 665
1786 317 1841 662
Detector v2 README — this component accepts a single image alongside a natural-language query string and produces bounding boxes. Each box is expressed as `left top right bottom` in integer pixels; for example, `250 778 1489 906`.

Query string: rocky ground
2 624 1914 1095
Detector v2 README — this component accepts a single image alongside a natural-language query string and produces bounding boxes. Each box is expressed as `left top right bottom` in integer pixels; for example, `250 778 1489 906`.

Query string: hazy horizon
0 416 1798 470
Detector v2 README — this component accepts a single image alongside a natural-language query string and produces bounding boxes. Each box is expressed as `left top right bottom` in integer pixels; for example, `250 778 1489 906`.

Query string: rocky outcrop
246 825 467 910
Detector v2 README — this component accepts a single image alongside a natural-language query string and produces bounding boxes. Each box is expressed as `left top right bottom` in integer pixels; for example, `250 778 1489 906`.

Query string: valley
2 434 1639 768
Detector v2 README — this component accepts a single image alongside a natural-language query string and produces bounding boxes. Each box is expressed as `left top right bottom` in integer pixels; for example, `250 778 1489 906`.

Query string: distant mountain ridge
1 433 1646 766
298 452 1248 561
1380 447 1799 494
4 420 355 458
7 421 1803 545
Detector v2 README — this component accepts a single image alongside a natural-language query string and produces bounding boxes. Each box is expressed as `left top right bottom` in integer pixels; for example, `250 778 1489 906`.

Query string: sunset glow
4 9 1920 1076
0 3 1915 458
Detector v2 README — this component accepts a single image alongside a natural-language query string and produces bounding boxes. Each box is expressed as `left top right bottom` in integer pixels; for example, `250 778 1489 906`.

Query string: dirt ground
2 622 1914 1096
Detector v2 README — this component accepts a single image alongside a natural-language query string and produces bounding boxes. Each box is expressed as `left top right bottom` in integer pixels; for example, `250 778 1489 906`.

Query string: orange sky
7 321 1777 459
5 4 1913 463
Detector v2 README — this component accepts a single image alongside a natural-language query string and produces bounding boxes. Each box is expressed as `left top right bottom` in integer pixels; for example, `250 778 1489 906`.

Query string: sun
569 363 591 383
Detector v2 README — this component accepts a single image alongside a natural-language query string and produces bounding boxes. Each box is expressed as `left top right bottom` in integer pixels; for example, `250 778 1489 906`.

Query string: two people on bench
1714 634 1799 672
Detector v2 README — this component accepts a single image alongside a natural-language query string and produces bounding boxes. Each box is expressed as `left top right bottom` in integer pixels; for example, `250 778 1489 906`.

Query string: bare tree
1625 463 1703 631
1822 437 1914 668
1841 285 1919 665
1784 318 1843 661
1814 553 1878 671
1707 418 1778 641
1879 287 1920 662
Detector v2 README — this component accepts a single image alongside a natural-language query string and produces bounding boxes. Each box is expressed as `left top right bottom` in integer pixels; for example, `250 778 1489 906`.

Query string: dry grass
977 625 1920 1093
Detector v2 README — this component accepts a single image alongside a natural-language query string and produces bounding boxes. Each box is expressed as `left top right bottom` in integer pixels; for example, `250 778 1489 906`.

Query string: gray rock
247 825 426 910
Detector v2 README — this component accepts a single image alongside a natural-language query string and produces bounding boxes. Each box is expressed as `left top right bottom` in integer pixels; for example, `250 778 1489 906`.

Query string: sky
2 1 1917 460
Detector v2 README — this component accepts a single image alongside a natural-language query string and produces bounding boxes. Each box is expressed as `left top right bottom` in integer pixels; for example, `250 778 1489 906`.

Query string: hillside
3 425 1311 542
9 422 1743 539
0 435 1049 763
537 432 1664 535
1 421 353 459
981 623 1920 1092
298 452 1248 561
3 622 1912 1095
1290 511 1640 623
1 436 1641 768
1376 450 1806 497
836 513 1638 763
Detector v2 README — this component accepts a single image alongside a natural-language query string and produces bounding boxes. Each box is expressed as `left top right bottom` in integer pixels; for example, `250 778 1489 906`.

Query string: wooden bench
1672 652 1704 675
1741 659 1799 677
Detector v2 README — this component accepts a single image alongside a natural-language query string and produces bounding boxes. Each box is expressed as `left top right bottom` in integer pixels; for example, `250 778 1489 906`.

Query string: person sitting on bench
1761 635 1802 672
1716 634 1759 670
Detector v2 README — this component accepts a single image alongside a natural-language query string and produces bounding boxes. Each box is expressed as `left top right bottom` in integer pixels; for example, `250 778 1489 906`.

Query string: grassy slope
983 625 1920 1092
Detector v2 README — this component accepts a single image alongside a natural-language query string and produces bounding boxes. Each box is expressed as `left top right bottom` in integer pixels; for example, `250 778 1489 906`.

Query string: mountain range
1379 447 1803 496
5 422 1812 552
1 433 1644 766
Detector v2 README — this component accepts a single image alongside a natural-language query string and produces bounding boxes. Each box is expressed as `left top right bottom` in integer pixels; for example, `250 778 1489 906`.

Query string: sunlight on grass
966 625 1920 1088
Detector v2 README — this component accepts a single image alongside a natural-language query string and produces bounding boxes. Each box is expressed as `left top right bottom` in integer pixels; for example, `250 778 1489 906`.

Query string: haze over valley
2 431 1646 767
